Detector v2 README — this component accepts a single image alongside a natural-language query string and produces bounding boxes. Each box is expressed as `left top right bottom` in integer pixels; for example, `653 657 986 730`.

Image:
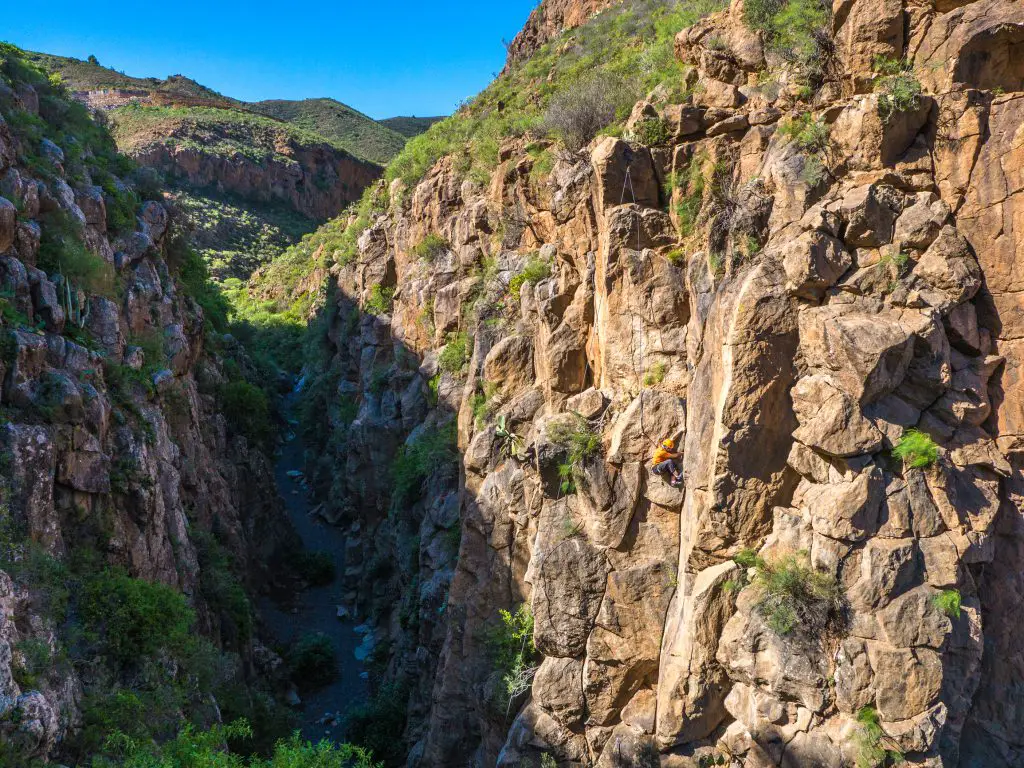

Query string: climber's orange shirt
652 446 676 466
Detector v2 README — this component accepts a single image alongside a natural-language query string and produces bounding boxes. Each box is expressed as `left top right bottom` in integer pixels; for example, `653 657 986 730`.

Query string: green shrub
892 429 939 468
193 531 252 647
411 233 449 261
36 209 115 296
852 706 903 768
365 284 395 316
743 0 830 71
437 332 471 376
12 638 52 690
345 681 409 767
98 718 381 768
778 113 830 153
665 248 686 266
548 413 601 466
643 362 667 386
219 380 274 445
295 551 337 586
932 589 961 619
288 632 337 689
508 254 552 301
873 58 923 123
631 117 671 146
740 551 843 636
487 604 538 707
80 568 194 665
391 422 458 508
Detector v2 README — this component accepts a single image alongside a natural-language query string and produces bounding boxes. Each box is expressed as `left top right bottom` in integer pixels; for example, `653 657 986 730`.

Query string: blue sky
3 0 539 119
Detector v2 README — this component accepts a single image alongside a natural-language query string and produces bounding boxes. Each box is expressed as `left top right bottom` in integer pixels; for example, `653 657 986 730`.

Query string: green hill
380 115 445 138
25 51 238 105
250 98 407 165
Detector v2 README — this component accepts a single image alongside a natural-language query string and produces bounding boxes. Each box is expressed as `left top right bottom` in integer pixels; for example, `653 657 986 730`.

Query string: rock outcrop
302 0 1024 765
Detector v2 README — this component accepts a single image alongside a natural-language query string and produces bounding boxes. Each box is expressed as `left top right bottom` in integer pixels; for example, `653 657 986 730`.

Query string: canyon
3 0 1024 766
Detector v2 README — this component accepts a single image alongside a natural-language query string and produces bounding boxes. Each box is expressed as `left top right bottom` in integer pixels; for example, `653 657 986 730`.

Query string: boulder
592 137 659 210
780 229 851 299
791 375 884 457
910 225 982 312
839 183 904 247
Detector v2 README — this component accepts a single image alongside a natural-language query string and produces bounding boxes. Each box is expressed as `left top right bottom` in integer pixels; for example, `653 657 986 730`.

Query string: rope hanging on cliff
618 153 655 448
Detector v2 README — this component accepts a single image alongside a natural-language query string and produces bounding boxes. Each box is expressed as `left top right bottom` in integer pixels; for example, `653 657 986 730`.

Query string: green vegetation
437 331 471 376
12 638 52 690
26 51 235 105
219 379 274 445
778 113 830 185
365 284 395 316
873 57 923 123
390 421 458 508
288 633 337 689
93 719 381 768
548 413 601 466
411 233 449 262
345 682 410 768
852 706 903 768
171 188 316 282
892 429 939 468
193 531 252 648
631 116 671 146
487 604 538 707
779 113 830 153
385 0 726 188
742 0 830 81
932 589 962 620
36 208 116 296
508 254 552 301
735 550 843 636
251 98 406 164
471 382 498 429
295 551 337 586
379 116 445 139
80 568 194 665
643 362 667 386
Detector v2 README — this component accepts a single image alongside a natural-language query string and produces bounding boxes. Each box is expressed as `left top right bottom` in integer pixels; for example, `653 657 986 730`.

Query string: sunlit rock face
296 0 1024 766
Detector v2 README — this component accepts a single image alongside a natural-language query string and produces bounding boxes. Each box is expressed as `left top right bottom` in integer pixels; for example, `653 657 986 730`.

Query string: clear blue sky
2 0 539 119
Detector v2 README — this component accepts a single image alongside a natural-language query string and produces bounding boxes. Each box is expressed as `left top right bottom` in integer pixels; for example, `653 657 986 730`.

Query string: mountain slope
25 51 239 107
251 97 407 165
379 115 445 138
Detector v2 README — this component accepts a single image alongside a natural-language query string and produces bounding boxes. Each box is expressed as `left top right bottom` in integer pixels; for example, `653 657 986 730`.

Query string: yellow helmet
662 438 675 450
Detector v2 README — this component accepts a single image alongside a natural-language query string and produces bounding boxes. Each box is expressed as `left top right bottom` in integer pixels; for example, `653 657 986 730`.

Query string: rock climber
651 437 683 487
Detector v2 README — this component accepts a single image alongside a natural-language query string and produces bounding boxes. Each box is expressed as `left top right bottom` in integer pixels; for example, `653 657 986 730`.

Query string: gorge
2 0 1024 766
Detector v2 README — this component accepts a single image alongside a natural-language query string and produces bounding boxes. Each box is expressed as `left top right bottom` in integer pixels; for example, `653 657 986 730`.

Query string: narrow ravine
259 392 368 742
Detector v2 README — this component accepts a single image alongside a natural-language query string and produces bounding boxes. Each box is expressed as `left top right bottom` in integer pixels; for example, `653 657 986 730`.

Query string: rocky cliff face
303 0 1024 765
111 110 382 222
0 47 294 761
504 0 618 67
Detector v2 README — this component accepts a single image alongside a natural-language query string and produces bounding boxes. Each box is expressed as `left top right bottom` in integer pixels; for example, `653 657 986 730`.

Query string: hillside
251 98 407 165
246 0 1024 765
379 115 445 138
25 51 239 107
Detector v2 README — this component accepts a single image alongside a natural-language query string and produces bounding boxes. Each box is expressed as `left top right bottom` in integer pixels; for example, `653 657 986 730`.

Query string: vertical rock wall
306 0 1024 766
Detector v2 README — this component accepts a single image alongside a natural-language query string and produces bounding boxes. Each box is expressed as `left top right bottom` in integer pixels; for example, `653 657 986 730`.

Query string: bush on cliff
219 379 274 445
737 551 844 636
892 429 938 468
80 568 194 665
